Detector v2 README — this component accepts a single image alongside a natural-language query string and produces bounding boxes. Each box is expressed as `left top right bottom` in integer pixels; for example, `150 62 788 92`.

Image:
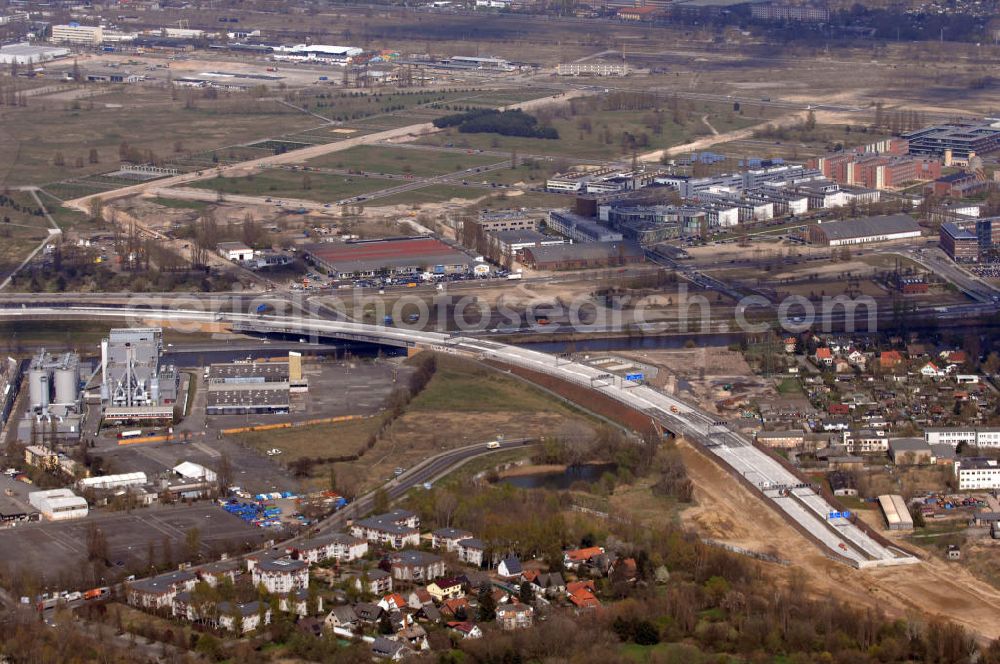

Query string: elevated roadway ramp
0 306 919 568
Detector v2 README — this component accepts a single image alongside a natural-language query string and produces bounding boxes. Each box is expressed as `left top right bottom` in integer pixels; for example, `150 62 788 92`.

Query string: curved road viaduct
0 305 919 569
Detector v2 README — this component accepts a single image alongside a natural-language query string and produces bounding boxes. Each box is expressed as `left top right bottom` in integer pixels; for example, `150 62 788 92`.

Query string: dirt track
678 438 1000 641
64 90 592 214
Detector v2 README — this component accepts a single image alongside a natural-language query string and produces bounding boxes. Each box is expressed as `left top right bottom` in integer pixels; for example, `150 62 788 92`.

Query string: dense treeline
433 109 558 139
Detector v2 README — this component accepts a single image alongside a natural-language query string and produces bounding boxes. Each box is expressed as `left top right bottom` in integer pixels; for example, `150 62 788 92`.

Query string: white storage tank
54 367 78 404
28 368 49 409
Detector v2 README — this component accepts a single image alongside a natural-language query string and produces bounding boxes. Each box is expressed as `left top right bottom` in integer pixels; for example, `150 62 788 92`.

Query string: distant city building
940 217 1000 262
51 24 104 45
304 237 472 279
808 214 922 247
520 241 644 270
546 210 623 243
556 62 628 77
751 2 830 22
903 120 1000 160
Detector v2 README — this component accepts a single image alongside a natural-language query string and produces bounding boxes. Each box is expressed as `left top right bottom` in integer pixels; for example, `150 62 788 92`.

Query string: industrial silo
29 368 49 410
55 365 78 405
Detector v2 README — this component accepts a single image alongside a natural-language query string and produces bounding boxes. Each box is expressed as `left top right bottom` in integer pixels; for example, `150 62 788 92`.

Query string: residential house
563 546 605 570
447 621 483 639
756 430 806 449
496 603 534 630
350 510 421 549
441 597 472 619
354 569 393 596
354 602 384 624
843 429 888 454
398 624 429 651
568 586 601 609
389 550 446 582
815 347 833 366
407 587 433 609
783 337 797 353
497 556 522 580
251 558 309 594
290 533 368 563
126 570 198 609
880 350 905 369
427 577 464 602
371 636 411 661
530 572 566 595
457 538 486 567
325 605 358 631
920 362 945 379
378 593 408 613
430 528 473 552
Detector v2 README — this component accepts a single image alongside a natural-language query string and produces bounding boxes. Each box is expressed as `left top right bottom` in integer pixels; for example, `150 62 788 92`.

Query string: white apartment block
842 429 888 454
51 24 104 45
290 533 368 563
251 559 309 594
924 428 1000 448
955 458 1000 490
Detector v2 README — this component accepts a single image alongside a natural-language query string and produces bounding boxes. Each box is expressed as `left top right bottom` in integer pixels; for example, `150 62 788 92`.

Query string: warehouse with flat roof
808 214 922 247
877 494 913 530
304 236 472 278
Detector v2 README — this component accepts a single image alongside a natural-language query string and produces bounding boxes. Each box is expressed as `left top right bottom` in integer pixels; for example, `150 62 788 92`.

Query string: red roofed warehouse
304 236 473 279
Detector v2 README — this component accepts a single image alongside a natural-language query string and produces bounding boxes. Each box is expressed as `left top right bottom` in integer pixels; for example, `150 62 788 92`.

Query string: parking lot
0 503 269 584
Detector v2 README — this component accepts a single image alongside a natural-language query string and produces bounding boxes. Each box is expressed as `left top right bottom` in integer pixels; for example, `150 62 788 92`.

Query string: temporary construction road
0 304 919 569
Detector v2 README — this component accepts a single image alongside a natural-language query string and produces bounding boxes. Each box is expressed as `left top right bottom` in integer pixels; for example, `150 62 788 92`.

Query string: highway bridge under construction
0 305 920 569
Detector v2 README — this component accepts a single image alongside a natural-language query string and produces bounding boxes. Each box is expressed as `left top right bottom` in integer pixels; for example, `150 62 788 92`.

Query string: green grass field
189 171 398 203
304 145 500 177
416 105 758 160
409 355 576 414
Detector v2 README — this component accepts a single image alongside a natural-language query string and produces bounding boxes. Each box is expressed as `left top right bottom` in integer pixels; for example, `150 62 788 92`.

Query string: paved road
0 305 921 568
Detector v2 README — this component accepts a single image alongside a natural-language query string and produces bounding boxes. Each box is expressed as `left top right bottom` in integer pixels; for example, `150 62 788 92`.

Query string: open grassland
254 353 598 492
239 415 385 462
190 170 398 202
305 144 500 176
0 86 318 187
415 104 758 160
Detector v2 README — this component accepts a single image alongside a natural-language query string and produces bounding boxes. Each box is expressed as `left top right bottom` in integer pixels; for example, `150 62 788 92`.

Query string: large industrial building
205 355 305 416
101 328 177 424
28 488 88 521
0 43 71 65
520 241 644 270
808 214 922 247
304 237 472 279
17 350 84 444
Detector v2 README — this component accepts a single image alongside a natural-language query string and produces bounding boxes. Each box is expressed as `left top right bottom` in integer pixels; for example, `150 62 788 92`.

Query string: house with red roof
563 546 605 570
